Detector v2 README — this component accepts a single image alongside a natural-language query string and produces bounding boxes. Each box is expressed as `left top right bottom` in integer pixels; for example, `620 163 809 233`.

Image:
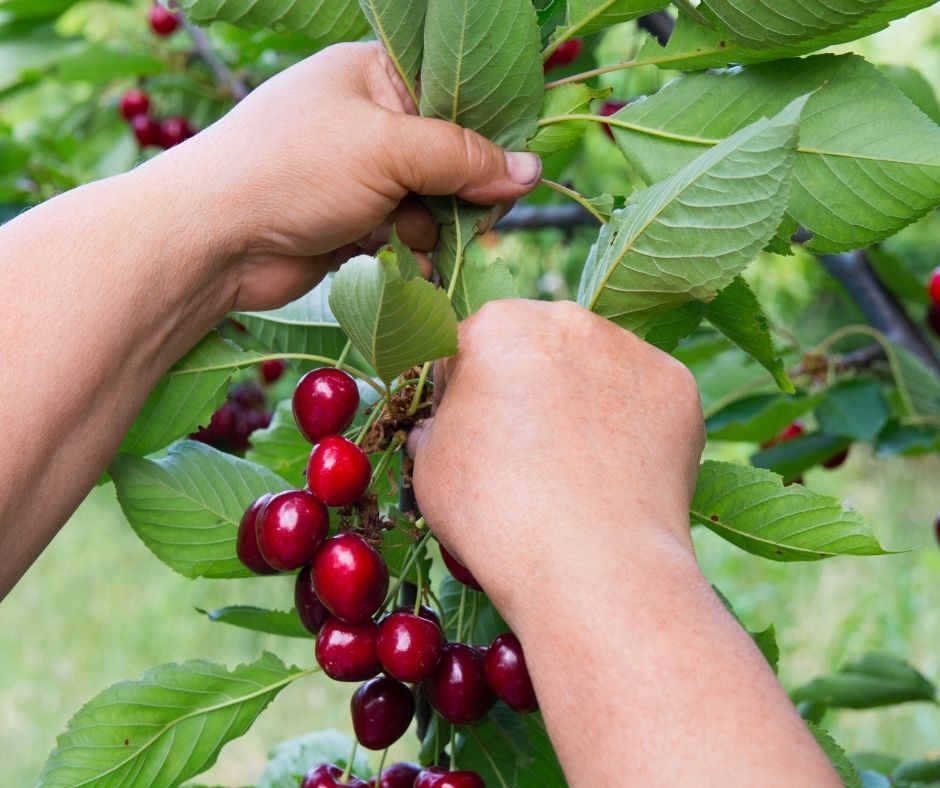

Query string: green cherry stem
368 434 404 493
455 585 468 643
450 724 458 771
380 529 433 614
539 178 606 223
336 339 353 367
375 747 389 782
340 739 359 783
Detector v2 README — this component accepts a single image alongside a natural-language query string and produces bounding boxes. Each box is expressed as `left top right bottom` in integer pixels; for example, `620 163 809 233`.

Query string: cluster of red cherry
234 367 537 787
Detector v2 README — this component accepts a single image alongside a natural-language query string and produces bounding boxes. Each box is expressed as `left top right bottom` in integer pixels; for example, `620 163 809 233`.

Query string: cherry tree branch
182 18 248 101
494 203 598 231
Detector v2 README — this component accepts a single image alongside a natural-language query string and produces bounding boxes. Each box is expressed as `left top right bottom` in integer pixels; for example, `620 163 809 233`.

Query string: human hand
153 42 541 312
408 299 705 616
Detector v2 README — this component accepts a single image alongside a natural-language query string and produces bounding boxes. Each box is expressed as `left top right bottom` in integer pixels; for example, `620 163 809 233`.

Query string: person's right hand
408 299 705 618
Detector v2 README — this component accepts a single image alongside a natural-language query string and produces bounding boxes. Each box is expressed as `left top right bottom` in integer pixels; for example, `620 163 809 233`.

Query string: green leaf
875 421 940 457
111 441 292 579
879 64 940 125
197 605 312 638
419 712 453 765
713 586 779 672
850 752 902 776
232 278 347 360
176 0 370 47
120 331 261 457
450 258 521 320
245 400 311 488
258 730 369 787
867 245 932 306
529 83 611 156
792 652 937 708
555 0 666 39
691 460 889 561
806 723 863 788
577 97 802 332
815 379 889 442
703 0 888 49
705 276 793 392
54 44 165 82
39 652 304 788
358 0 426 101
750 432 852 482
638 301 706 352
328 253 458 384
894 346 940 418
891 758 940 784
420 0 543 149
611 54 940 253
706 392 821 442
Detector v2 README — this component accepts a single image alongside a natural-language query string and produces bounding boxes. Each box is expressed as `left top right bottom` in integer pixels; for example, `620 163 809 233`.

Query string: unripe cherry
256 490 329 571
311 533 389 623
350 676 416 750
307 436 372 507
235 494 277 574
293 367 360 444
315 616 381 681
484 632 538 712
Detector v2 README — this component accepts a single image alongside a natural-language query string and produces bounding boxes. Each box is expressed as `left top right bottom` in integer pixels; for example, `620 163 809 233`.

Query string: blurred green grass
2 449 938 786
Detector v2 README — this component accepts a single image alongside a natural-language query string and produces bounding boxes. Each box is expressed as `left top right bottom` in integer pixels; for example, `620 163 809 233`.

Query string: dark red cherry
761 420 804 450
599 99 627 140
368 762 421 788
929 267 940 305
293 368 360 444
821 446 850 469
256 490 329 571
351 676 416 750
377 611 444 683
423 643 495 725
927 303 940 337
235 494 277 574
394 604 442 629
159 115 195 148
149 4 181 36
260 358 286 385
543 38 582 73
414 767 485 788
130 114 161 147
307 436 372 506
301 763 368 788
484 632 538 713
439 544 482 591
119 89 150 120
232 381 266 410
295 564 329 634
311 533 389 623
315 616 381 681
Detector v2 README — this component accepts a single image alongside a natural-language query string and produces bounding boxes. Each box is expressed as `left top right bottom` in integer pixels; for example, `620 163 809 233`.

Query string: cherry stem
412 540 425 616
455 585 468 643
336 339 353 367
341 739 359 783
380 529 433 613
368 435 404 493
408 361 433 416
539 178 607 223
450 724 458 771
355 402 386 446
375 747 389 782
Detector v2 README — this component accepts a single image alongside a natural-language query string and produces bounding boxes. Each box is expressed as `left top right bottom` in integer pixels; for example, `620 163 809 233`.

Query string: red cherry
235 494 277 574
761 420 805 450
307 435 372 506
351 676 416 750
599 99 627 140
293 368 360 444
394 604 442 629
368 762 421 788
439 543 482 591
928 268 940 306
377 611 445 683
149 3 181 36
256 490 329 571
159 115 195 148
414 767 485 788
821 446 850 470
295 564 329 634
232 381 266 410
130 114 161 147
311 533 389 623
927 303 940 337
260 358 287 385
315 616 381 681
301 763 368 788
423 643 495 725
484 632 538 712
119 89 150 120
543 38 582 73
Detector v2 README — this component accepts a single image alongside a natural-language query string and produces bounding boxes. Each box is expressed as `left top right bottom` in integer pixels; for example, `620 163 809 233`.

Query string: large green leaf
815 379 889 442
750 432 852 482
894 346 940 418
176 0 370 47
328 253 458 384
706 392 821 442
358 0 426 102
119 332 259 457
792 652 937 708
691 460 889 561
420 0 543 149
245 399 312 487
553 0 666 42
39 653 304 788
529 83 611 157
258 730 369 788
703 0 888 49
806 723 864 788
577 97 802 332
705 276 793 392
611 54 940 253
449 258 521 320
232 278 347 360
198 605 312 638
111 441 292 579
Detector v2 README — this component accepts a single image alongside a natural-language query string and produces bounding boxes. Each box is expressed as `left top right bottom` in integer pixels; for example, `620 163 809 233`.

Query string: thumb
406 417 433 461
386 113 542 204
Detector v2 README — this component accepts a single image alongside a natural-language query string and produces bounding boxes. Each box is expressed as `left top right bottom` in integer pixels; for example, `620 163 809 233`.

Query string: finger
385 113 542 205
355 199 439 252
406 417 432 459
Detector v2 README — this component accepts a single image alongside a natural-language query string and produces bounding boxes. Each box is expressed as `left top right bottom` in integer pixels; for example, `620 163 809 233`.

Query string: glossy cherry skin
543 38 582 72
821 446 850 469
260 358 286 385
119 89 150 120
350 676 416 750
439 544 482 591
599 99 627 140
255 490 329 571
315 616 381 681
423 643 495 725
159 115 195 148
293 368 360 444
301 763 368 788
368 762 421 788
414 767 485 788
394 604 442 629
929 268 940 305
130 114 161 147
307 436 372 507
377 611 444 683
235 494 277 574
295 564 329 634
484 632 538 712
312 533 389 623
148 3 181 36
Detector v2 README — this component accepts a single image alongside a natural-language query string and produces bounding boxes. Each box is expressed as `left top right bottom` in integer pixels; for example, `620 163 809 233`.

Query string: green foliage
792 652 937 708
246 399 312 487
198 605 312 638
807 722 864 788
706 392 821 442
530 82 611 156
358 0 426 101
554 0 666 41
257 730 369 787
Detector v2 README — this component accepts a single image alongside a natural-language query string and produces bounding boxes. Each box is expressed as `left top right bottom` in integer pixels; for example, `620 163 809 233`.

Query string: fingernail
505 151 542 185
